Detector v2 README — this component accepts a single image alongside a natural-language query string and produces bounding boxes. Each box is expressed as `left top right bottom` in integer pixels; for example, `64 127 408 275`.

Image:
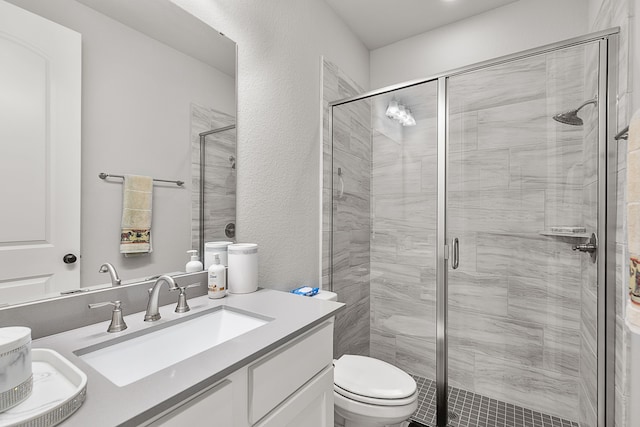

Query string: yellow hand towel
628 110 640 302
120 175 153 255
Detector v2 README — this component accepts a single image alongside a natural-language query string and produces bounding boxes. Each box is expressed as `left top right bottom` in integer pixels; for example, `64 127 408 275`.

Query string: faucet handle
171 283 201 313
89 300 128 333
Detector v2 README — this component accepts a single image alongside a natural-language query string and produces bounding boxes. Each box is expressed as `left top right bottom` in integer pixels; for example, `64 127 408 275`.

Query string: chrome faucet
99 263 121 286
144 275 178 322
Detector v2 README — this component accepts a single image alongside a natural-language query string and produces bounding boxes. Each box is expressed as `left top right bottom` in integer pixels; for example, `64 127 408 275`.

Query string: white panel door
0 0 81 303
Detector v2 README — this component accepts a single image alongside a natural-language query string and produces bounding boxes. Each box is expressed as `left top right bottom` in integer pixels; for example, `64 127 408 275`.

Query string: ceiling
324 0 520 50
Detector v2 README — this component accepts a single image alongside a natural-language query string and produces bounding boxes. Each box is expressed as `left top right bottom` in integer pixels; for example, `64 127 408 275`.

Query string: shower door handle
451 238 459 269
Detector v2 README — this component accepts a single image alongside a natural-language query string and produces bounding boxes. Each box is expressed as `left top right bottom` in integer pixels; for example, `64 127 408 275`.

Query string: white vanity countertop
33 289 344 427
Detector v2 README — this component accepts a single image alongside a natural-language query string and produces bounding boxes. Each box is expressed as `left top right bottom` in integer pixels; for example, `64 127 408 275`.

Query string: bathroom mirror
0 0 236 305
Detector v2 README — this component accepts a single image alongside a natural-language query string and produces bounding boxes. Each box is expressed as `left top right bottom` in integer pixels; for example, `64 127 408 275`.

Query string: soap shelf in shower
539 229 590 238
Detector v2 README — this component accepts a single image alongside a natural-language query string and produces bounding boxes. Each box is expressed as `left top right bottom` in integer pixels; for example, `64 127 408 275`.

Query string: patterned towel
120 175 153 255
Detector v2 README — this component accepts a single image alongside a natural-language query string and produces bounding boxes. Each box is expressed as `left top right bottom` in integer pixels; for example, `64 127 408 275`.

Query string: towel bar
98 172 184 187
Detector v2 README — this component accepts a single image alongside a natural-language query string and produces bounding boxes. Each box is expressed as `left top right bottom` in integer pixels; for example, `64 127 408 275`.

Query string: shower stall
327 29 618 427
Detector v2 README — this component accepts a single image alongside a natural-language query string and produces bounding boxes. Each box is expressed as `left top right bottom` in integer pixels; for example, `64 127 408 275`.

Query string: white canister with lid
204 241 233 269
0 327 33 412
227 243 258 294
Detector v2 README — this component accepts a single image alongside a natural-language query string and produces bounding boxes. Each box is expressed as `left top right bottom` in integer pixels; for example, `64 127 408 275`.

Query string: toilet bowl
333 354 418 427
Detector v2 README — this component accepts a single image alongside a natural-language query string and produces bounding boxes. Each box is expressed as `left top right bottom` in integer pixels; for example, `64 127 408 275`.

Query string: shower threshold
410 375 580 427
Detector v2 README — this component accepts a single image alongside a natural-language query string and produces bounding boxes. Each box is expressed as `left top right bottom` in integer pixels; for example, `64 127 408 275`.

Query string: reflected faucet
99 263 121 286
144 275 178 322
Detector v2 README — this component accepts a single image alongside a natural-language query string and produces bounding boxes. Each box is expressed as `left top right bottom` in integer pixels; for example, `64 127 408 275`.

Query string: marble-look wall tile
507 276 581 330
448 271 509 317
448 190 545 234
190 103 235 247
579 337 598 426
322 58 371 359
509 139 585 191
542 325 581 376
395 334 436 380
473 353 580 421
448 148 510 192
448 311 545 368
476 232 583 284
476 98 549 150
448 55 547 114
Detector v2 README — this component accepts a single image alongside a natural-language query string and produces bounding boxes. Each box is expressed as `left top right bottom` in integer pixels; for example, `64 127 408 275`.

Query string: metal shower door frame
329 27 619 427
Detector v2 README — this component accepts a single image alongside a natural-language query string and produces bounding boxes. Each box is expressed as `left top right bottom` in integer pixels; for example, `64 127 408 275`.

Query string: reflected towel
120 175 153 255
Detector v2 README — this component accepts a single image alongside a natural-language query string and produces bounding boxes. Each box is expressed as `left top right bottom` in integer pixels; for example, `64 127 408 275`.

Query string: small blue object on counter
290 286 319 297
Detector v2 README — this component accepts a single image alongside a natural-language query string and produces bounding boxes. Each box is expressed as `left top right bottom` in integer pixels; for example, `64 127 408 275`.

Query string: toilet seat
333 355 417 406
334 383 417 406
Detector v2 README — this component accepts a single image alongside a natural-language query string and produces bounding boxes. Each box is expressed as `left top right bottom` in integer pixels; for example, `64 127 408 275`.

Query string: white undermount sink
74 306 270 387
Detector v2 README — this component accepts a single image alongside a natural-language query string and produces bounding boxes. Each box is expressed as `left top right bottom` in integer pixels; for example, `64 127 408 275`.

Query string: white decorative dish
0 349 87 427
0 327 32 412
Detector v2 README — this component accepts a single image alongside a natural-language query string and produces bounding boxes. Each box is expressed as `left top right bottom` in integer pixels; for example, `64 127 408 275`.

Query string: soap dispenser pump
185 250 203 273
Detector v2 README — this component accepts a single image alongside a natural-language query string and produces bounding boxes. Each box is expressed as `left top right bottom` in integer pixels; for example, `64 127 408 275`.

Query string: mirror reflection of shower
552 98 597 125
385 100 417 126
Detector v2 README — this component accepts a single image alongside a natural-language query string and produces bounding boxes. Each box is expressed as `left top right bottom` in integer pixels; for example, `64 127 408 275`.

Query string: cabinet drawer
147 379 233 426
249 321 333 424
254 366 333 427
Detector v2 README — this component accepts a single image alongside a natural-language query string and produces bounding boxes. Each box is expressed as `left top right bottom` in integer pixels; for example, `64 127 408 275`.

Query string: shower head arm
575 98 597 112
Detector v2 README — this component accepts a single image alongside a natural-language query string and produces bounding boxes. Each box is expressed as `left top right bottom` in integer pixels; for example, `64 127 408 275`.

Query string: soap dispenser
185 250 203 273
208 254 226 299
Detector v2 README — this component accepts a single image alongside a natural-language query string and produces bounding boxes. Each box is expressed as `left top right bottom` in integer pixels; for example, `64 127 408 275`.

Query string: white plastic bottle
185 250 203 273
208 254 226 299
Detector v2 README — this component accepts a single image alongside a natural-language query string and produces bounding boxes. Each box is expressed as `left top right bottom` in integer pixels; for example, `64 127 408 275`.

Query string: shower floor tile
410 375 580 427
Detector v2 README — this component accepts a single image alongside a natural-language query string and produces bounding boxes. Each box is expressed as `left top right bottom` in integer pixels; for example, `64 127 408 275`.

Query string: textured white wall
370 0 588 89
171 0 370 290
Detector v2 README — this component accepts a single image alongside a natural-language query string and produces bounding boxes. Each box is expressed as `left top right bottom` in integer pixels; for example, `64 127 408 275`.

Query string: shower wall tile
579 338 598 424
473 353 580 421
374 193 437 230
190 103 235 248
475 98 549 150
322 57 371 359
448 111 479 153
448 148 510 192
448 190 545 234
372 159 422 195
581 287 598 355
371 263 435 304
507 276 581 330
369 327 397 364
395 334 436 380
448 55 547 114
542 325 581 376
448 311 545 367
448 271 509 317
508 139 585 190
544 186 584 228
476 233 583 284
371 296 435 340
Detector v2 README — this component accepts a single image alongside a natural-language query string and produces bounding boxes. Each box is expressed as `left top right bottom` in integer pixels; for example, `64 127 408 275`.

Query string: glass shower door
330 80 440 422
445 41 601 427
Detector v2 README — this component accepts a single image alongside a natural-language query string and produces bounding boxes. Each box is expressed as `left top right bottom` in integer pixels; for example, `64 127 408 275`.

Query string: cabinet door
149 380 233 426
254 366 333 427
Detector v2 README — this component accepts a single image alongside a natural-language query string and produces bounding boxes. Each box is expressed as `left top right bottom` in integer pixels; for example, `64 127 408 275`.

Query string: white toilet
333 354 418 427
304 291 417 426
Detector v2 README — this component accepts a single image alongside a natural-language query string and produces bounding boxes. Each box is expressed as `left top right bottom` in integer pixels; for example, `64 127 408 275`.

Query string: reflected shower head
552 98 597 126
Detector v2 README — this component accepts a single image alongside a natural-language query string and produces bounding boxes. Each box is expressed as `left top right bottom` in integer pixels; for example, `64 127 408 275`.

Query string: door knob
63 253 77 264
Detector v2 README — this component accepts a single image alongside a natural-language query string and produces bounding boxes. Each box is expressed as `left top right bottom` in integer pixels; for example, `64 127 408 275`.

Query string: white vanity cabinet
146 320 335 427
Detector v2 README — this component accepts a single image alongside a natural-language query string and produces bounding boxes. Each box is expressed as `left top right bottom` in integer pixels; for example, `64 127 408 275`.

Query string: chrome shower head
552 98 597 126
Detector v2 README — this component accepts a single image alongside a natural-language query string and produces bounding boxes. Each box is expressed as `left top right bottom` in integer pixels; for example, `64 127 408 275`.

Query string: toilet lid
333 355 416 400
